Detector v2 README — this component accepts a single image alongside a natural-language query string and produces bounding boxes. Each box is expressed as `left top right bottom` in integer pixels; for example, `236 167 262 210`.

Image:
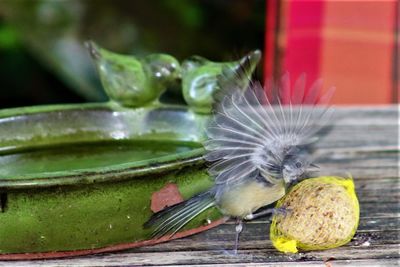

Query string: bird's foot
273 206 292 216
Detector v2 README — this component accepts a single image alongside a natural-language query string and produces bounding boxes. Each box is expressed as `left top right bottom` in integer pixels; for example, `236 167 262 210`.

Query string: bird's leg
244 207 290 221
233 218 243 254
244 208 274 220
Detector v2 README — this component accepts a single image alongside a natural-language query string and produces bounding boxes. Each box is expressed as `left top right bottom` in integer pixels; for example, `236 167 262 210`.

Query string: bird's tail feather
144 191 215 238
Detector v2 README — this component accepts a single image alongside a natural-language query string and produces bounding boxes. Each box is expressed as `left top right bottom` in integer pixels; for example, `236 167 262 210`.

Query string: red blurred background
264 0 399 104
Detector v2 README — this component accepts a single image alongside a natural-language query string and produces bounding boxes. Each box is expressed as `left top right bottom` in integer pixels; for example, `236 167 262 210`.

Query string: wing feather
205 70 334 186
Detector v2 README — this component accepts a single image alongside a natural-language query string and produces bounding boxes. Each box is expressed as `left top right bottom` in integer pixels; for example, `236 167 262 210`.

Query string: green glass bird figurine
181 50 261 113
86 41 181 107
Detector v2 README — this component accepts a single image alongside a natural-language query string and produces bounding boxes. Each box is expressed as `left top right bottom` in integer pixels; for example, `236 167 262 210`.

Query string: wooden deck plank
1 245 398 266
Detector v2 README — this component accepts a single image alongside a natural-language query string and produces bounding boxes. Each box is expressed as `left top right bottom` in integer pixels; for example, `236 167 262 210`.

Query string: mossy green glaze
0 103 222 254
0 162 220 253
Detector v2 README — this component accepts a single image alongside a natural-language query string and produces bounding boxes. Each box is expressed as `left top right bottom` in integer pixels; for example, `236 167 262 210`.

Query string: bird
85 41 181 107
181 50 261 114
144 70 335 254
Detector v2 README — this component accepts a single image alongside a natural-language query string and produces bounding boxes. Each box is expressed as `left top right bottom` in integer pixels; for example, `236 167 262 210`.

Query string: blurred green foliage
0 24 18 50
0 0 264 108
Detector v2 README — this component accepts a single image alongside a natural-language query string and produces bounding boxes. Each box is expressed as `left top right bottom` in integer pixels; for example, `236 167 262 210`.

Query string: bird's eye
295 162 302 168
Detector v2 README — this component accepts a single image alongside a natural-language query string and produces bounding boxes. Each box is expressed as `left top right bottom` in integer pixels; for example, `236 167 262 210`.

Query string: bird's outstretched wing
204 73 335 186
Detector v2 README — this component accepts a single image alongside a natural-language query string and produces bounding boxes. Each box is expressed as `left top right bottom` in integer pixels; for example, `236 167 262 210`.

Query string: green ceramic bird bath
0 103 225 259
0 46 261 259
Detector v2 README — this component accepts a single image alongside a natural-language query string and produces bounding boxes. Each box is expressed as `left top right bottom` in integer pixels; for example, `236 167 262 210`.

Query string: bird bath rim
0 102 208 190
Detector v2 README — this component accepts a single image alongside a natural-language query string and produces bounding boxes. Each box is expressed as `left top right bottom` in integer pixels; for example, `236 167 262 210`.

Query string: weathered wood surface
2 106 399 266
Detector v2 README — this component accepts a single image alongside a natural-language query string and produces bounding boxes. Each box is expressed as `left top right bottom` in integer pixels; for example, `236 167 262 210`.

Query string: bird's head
142 54 181 87
282 154 318 184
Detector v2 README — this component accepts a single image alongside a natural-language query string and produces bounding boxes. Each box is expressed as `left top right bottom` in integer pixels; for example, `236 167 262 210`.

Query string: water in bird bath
0 140 201 179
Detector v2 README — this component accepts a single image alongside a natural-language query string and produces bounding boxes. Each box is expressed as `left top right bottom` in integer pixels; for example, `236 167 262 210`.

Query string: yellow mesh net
270 176 359 253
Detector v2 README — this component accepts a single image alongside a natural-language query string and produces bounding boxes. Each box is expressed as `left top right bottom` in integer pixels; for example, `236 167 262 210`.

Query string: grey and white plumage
205 73 335 186
144 71 335 240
